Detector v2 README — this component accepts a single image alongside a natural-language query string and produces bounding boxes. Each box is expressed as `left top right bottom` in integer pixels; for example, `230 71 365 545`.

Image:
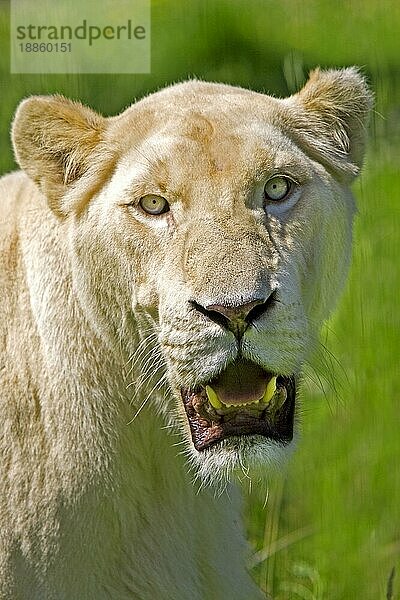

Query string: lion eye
264 176 291 202
139 195 170 215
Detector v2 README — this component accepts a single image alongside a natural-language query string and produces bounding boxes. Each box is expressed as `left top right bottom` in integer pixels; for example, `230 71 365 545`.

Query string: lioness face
12 70 371 481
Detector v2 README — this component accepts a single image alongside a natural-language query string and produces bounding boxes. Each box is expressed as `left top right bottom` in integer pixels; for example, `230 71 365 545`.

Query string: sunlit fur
0 69 371 598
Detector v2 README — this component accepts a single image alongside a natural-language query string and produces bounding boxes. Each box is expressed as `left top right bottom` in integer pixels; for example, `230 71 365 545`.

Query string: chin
184 434 296 491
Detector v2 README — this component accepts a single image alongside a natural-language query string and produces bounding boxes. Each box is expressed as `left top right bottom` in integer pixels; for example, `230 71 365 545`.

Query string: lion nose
206 299 263 323
191 293 275 339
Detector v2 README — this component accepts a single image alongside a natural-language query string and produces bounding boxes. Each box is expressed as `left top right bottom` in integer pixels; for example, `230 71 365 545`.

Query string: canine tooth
262 376 277 404
205 385 223 409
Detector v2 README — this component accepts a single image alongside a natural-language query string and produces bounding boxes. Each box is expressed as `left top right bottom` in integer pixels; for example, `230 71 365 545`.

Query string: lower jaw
181 375 296 452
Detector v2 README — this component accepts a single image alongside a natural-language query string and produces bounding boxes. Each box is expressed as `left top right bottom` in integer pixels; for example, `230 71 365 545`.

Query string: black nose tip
190 292 276 339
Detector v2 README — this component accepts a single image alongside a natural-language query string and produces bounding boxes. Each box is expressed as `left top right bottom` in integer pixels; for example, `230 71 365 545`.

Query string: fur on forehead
111 68 372 179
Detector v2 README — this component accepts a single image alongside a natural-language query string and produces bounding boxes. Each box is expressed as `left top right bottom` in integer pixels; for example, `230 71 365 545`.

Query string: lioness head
12 69 371 482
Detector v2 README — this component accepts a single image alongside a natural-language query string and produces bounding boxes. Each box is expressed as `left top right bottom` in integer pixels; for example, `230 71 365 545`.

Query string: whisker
129 357 165 398
127 373 168 425
126 332 158 368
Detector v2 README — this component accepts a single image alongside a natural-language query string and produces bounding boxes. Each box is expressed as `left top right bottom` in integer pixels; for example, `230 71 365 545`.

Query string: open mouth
181 359 296 451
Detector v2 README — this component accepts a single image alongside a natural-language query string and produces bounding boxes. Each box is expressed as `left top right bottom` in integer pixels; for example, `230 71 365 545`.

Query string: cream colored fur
0 69 371 599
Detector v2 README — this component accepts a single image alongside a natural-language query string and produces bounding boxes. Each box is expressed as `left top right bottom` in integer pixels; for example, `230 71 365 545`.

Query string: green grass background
0 1 399 598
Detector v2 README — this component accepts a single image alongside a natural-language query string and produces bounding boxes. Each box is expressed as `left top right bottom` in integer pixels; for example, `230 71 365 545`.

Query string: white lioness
0 68 371 599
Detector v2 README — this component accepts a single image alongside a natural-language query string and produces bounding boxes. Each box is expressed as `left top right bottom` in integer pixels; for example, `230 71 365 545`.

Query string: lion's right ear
12 95 106 217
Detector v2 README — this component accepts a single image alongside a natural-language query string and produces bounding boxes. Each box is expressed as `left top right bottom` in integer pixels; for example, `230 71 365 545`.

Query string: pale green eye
139 195 169 215
264 176 291 202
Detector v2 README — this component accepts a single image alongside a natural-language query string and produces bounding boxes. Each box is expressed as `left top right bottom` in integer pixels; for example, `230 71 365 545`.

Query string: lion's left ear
283 67 373 180
12 95 106 217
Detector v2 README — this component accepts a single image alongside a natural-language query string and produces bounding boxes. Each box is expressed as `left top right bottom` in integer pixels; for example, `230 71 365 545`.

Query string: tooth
262 376 277 404
206 385 223 409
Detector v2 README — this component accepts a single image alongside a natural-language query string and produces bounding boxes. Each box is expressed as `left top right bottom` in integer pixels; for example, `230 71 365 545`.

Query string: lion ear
284 67 373 180
12 95 106 217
